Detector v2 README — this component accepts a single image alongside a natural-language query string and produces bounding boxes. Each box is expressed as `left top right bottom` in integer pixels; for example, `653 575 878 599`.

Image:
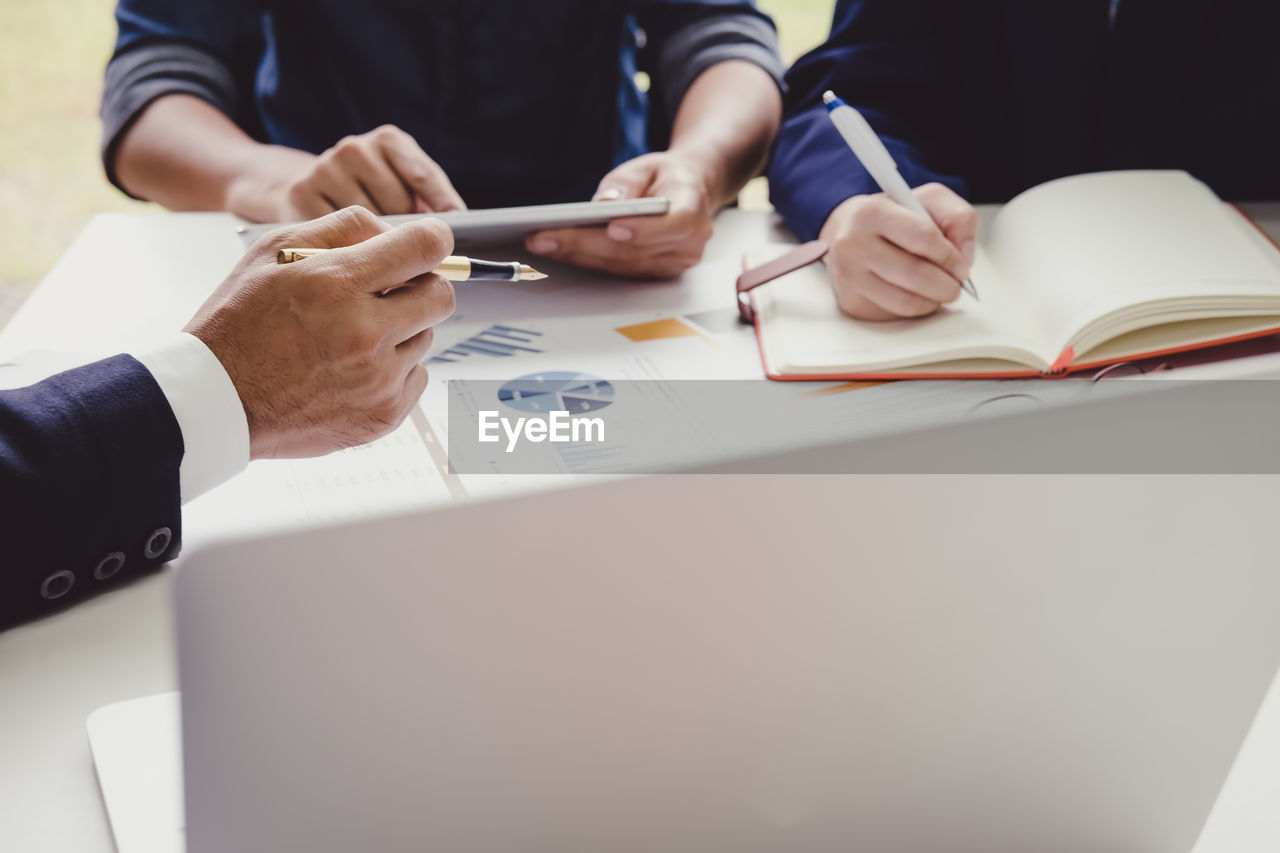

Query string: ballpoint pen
276 248 547 282
822 90 978 300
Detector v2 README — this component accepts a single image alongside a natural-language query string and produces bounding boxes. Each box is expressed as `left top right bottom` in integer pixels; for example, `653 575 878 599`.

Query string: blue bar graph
429 325 544 364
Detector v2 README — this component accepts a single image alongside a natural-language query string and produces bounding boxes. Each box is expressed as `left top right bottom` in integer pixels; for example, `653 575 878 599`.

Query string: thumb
593 157 659 202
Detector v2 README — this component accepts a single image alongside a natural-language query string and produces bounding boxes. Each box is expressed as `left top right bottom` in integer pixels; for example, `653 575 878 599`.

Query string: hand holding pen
278 247 546 281
819 91 979 322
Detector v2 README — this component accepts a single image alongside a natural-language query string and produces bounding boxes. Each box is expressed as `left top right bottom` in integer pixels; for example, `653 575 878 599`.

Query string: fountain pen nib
519 265 548 281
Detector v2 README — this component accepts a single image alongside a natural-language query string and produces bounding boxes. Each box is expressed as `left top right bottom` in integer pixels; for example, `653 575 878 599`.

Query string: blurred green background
0 0 834 320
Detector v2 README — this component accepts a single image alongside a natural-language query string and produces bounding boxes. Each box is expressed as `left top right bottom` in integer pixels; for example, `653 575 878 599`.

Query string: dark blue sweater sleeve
635 0 785 142
101 0 264 195
0 355 184 630
767 0 968 242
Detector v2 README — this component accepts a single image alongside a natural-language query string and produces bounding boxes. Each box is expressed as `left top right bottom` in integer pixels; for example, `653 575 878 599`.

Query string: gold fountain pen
276 247 546 282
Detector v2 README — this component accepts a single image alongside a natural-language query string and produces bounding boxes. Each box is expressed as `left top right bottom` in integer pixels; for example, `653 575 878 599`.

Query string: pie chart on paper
498 372 616 415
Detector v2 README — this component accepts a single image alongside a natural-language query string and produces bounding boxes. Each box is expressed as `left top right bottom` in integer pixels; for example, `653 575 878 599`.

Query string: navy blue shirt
103 0 783 209
769 0 1280 242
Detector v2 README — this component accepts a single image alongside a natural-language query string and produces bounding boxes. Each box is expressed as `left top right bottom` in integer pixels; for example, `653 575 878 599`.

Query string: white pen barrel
830 107 929 215
886 172 930 216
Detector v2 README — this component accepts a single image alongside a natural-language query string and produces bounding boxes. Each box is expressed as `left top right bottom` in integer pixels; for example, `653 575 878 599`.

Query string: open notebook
753 171 1280 379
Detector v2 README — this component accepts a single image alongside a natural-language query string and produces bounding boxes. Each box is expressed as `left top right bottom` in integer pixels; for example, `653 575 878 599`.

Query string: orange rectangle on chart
615 317 701 342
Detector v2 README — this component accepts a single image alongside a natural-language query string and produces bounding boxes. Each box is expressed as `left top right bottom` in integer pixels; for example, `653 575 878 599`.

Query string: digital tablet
236 197 670 249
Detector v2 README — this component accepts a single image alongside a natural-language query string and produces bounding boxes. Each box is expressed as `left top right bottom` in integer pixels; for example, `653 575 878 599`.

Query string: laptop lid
176 463 1280 853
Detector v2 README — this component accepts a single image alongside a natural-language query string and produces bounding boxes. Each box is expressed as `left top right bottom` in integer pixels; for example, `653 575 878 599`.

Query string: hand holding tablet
237 197 670 252
526 151 719 279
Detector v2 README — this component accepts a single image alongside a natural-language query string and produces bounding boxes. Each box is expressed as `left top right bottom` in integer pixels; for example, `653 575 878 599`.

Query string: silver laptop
168 464 1280 853
86 379 1280 852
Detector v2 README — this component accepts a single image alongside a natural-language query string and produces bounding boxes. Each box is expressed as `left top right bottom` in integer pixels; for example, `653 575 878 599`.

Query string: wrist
224 145 316 222
818 196 858 245
665 142 731 208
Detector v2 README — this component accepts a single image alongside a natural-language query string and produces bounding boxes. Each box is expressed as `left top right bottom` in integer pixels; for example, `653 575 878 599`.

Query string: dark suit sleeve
0 355 183 630
101 0 264 196
767 0 968 242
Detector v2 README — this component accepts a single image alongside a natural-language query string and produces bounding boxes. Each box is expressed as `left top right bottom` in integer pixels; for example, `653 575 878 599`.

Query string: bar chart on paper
429 324 544 363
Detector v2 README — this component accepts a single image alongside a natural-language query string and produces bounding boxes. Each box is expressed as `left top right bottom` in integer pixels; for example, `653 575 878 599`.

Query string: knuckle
832 269 866 303
374 124 402 141
256 223 297 253
828 230 861 258
345 322 383 359
327 205 377 237
312 157 342 182
286 180 311 204
835 291 864 318
376 360 404 396
402 161 432 183
288 180 323 213
323 257 368 296
847 196 883 230
905 219 938 249
332 144 366 168
835 288 877 321
350 204 381 225
895 292 938 317
373 392 406 427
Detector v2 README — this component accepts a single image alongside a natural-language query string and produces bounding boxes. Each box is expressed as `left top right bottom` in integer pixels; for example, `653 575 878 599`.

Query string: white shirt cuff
132 333 250 503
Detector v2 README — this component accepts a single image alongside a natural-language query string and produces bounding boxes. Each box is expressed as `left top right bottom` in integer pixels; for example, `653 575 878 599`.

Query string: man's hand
819 183 978 321
524 151 717 280
243 125 467 221
184 206 456 459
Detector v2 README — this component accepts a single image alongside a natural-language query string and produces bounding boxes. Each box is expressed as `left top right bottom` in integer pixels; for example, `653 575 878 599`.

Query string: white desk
2 207 1280 852
0 208 788 853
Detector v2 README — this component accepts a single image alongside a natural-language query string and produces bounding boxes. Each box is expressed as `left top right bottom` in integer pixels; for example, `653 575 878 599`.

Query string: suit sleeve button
93 552 127 581
143 527 173 560
40 570 76 600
